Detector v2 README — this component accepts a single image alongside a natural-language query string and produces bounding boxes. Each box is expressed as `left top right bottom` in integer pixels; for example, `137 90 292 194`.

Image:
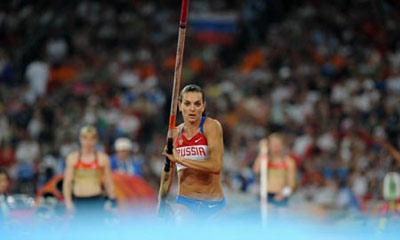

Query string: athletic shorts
72 194 106 217
267 193 288 207
176 195 226 218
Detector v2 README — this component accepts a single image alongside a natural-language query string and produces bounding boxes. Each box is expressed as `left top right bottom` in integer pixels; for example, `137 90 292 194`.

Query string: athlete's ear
178 102 182 112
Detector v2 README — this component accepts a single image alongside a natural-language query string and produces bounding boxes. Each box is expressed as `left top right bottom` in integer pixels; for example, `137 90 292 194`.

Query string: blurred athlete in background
63 125 116 217
253 133 296 208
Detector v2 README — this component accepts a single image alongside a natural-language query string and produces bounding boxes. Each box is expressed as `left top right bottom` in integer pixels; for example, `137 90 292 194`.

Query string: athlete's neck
183 120 200 136
81 148 96 156
269 153 284 162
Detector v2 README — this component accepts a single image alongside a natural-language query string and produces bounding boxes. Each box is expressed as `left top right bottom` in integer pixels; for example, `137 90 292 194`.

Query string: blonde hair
268 133 284 143
79 125 98 137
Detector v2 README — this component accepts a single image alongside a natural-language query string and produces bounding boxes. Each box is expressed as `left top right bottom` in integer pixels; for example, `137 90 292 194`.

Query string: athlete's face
79 133 97 150
179 91 205 124
269 136 283 155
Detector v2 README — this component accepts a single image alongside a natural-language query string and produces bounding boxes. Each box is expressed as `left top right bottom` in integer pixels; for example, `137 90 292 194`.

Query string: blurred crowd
0 0 400 214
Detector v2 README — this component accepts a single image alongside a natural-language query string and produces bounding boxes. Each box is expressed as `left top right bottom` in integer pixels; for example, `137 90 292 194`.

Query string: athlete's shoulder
204 117 223 132
285 155 296 167
97 151 110 162
67 151 79 157
66 151 79 164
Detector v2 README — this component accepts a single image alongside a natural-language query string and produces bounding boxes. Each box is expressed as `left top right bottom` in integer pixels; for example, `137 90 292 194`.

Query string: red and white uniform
175 117 208 171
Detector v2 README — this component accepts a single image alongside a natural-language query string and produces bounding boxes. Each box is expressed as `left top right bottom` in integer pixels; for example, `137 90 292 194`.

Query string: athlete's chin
81 144 95 149
187 118 197 124
185 115 198 123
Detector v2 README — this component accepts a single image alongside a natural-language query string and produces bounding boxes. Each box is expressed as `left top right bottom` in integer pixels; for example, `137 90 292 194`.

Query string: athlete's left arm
165 118 224 174
101 153 116 199
286 157 296 190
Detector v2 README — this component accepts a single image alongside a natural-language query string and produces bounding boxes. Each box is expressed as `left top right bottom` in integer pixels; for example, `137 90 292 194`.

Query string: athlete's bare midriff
73 178 103 197
70 153 104 197
267 157 290 194
178 168 224 200
268 169 288 193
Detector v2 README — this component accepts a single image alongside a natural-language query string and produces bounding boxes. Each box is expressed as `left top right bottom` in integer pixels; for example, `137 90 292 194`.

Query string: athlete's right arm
63 153 77 211
253 156 261 174
159 127 179 197
159 162 175 197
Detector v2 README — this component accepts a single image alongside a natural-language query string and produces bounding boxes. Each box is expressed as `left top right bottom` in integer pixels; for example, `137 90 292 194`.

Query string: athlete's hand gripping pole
158 0 190 215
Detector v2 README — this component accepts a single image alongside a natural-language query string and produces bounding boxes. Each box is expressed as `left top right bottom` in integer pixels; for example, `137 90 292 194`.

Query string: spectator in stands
110 137 145 177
